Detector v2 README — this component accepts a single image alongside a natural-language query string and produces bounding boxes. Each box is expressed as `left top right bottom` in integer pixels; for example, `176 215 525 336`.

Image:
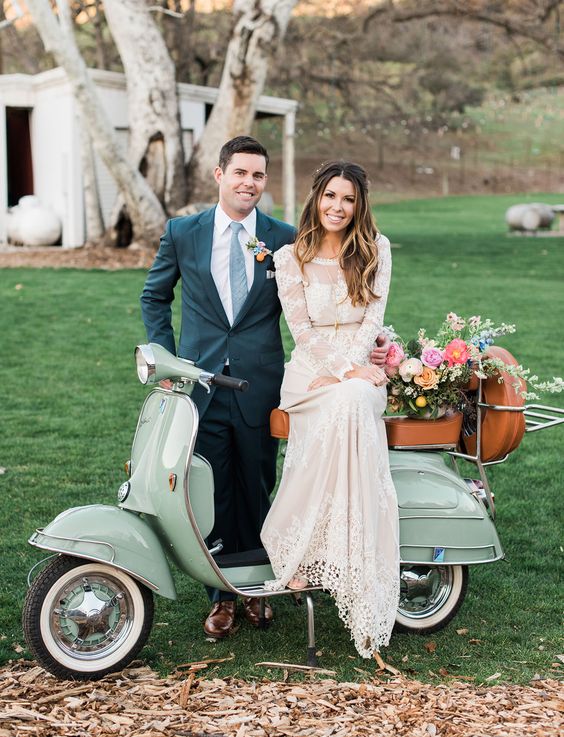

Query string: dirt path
0 660 561 737
0 244 154 271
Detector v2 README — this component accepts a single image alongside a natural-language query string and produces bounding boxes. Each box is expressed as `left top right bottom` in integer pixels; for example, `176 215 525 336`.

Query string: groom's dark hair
219 136 269 171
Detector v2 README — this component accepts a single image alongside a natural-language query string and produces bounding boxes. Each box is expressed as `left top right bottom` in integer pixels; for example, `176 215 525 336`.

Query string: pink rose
385 365 399 378
444 338 469 366
398 358 424 382
385 341 405 368
421 346 444 368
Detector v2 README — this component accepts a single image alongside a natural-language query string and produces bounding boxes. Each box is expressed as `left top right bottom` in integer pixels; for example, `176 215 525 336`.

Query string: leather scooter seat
270 407 463 448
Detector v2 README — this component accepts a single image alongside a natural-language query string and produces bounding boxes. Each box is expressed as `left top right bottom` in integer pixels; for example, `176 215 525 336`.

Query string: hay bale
505 203 554 232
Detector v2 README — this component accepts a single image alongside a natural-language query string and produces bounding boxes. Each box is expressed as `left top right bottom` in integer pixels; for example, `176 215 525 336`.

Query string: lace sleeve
274 246 354 379
348 235 392 366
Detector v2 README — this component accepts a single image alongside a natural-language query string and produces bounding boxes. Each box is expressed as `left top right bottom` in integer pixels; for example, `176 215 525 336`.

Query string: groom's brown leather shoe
203 601 237 638
242 597 273 627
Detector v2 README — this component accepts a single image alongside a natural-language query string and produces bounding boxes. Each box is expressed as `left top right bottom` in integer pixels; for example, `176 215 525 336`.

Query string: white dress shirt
212 204 257 325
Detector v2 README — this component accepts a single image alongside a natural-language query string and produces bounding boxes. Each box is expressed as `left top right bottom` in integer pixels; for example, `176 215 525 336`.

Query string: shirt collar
215 203 256 237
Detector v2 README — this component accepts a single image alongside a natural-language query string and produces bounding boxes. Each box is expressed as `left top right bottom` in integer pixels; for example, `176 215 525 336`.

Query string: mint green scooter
22 343 563 679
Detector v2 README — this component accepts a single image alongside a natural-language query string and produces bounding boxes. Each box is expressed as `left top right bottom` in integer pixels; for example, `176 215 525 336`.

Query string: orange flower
256 252 266 262
413 366 439 390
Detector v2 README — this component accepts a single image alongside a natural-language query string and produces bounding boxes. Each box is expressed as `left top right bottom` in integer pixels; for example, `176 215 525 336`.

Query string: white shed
0 67 298 247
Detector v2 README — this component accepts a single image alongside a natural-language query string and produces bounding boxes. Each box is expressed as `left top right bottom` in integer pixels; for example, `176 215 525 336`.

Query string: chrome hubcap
50 574 133 659
398 566 454 619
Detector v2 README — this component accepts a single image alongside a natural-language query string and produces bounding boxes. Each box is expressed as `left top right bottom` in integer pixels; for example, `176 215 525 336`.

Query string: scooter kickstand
305 592 318 667
258 597 269 630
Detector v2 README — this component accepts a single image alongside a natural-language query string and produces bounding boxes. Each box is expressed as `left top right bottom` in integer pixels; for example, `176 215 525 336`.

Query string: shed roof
0 66 299 117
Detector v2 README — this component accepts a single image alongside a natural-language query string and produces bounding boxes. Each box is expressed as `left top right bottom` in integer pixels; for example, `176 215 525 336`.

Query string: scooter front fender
28 505 176 599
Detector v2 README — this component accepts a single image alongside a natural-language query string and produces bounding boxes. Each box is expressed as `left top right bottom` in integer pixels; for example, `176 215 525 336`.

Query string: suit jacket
140 206 297 427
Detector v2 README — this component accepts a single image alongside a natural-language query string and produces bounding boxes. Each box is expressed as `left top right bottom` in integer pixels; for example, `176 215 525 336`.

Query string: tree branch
147 6 185 19
364 0 564 59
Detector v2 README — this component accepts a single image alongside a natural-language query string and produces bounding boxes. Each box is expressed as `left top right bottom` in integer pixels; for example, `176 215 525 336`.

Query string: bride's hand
308 376 340 391
345 364 388 386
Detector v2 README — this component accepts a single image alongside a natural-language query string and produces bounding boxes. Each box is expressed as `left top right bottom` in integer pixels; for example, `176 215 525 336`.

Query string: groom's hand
370 333 391 367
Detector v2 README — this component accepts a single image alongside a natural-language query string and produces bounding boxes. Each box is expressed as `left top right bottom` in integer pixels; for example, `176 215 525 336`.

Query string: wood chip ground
0 660 561 736
0 244 155 271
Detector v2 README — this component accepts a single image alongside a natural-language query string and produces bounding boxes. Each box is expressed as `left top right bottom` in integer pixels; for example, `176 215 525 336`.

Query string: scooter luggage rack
447 383 564 519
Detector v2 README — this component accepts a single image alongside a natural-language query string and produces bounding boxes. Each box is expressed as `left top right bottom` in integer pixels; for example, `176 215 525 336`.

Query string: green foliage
1 195 562 684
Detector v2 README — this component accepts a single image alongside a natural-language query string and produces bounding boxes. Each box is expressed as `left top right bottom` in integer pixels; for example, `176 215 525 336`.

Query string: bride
261 160 399 657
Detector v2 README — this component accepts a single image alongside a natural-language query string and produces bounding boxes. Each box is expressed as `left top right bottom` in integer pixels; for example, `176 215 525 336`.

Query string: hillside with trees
1 0 562 242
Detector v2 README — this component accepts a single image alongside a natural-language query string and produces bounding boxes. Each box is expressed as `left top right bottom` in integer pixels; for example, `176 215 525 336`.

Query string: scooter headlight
135 344 156 384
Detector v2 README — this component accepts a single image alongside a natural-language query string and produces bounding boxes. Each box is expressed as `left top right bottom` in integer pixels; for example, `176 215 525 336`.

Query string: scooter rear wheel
22 555 154 680
394 564 468 634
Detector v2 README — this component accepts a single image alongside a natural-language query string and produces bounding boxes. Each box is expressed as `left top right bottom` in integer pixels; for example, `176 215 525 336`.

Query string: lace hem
264 544 399 657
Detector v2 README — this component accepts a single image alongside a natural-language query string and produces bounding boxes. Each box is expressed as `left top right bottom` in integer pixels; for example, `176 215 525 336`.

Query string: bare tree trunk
3 19 42 74
188 0 297 202
80 129 105 242
25 0 166 246
103 0 187 213
92 0 108 69
0 11 3 76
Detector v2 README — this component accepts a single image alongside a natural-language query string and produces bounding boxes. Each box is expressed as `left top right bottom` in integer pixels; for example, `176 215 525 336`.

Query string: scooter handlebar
211 373 249 392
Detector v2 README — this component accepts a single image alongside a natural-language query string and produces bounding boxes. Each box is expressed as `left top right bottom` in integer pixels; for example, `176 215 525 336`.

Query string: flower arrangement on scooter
384 312 564 418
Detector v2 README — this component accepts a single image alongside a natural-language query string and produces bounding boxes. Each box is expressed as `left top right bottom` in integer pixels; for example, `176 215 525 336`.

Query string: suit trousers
195 368 279 603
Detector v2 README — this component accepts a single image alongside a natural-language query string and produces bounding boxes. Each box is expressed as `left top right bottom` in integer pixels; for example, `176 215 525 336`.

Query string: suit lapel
232 210 273 328
194 206 230 328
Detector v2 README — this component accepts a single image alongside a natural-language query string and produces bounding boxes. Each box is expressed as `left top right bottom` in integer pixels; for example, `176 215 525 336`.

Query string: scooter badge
117 481 131 502
433 546 446 563
169 473 177 492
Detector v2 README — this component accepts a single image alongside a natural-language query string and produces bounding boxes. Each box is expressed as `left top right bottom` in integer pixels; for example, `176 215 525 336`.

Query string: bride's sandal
287 575 309 591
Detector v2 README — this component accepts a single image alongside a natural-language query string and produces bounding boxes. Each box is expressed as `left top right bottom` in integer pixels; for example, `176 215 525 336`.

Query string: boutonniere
246 236 272 262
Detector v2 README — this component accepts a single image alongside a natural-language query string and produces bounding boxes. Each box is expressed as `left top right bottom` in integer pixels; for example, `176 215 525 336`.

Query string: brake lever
197 371 214 394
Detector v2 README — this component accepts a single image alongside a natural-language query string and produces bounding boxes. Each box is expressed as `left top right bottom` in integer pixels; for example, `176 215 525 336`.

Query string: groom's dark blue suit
141 206 296 601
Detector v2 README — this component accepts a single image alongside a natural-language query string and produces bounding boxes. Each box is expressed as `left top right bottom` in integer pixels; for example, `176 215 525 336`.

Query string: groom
140 136 296 638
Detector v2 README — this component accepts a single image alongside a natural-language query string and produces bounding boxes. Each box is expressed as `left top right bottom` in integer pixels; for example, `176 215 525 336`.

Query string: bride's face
318 176 356 235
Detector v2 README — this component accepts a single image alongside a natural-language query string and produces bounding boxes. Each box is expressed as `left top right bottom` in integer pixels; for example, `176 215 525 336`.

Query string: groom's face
214 153 268 221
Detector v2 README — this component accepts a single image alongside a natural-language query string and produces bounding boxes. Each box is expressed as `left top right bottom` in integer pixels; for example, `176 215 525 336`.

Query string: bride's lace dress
261 236 399 657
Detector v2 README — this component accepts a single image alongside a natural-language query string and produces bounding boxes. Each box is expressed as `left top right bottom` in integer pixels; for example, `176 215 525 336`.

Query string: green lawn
1 194 563 684
465 87 564 165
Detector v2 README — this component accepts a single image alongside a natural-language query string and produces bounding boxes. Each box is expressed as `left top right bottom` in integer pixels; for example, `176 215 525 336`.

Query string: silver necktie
229 221 248 319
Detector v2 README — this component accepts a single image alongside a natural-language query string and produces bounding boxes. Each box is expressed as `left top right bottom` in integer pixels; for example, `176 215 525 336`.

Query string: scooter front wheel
22 555 154 680
394 564 468 634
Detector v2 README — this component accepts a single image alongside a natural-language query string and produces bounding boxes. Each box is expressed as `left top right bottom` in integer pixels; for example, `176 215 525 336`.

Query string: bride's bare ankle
287 574 309 590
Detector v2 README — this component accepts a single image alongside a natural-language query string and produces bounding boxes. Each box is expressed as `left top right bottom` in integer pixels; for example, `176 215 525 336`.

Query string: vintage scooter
22 343 563 680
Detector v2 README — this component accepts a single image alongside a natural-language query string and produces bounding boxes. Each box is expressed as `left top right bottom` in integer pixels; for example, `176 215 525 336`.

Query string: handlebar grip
211 373 249 392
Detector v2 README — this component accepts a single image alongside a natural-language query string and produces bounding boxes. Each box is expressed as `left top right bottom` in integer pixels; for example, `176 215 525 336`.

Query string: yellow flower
415 396 427 408
413 366 439 390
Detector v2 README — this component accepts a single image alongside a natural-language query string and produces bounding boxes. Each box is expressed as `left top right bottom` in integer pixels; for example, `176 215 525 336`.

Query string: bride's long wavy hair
294 160 380 307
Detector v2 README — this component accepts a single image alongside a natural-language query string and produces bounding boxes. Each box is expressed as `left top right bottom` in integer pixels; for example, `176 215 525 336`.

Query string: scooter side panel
124 391 214 537
29 505 177 599
389 451 504 565
144 457 230 591
124 390 230 591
